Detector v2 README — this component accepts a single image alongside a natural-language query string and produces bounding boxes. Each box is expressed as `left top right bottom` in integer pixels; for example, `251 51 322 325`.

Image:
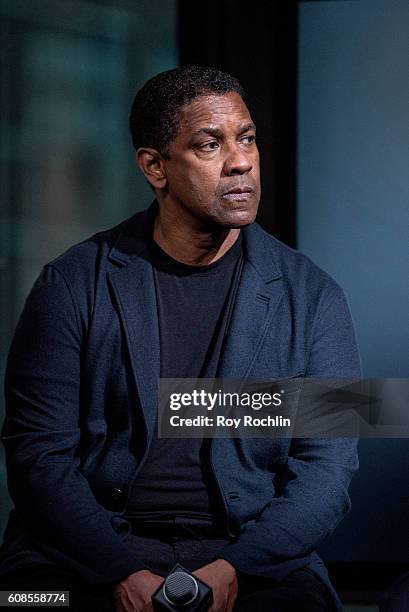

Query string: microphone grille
164 571 198 605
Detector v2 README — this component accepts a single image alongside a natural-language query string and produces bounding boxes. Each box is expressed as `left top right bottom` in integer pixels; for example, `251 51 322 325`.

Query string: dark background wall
297 0 409 590
179 0 298 246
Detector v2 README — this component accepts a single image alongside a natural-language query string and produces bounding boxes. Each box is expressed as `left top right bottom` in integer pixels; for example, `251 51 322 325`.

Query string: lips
223 186 254 196
221 186 254 201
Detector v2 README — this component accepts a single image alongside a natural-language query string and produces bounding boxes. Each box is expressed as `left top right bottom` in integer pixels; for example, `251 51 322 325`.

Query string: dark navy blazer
0 202 361 608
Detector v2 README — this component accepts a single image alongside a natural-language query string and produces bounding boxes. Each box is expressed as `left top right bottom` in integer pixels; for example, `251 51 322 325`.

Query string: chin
220 209 258 228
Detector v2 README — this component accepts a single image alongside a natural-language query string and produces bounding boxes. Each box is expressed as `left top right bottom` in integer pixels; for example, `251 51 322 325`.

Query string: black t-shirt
125 233 243 523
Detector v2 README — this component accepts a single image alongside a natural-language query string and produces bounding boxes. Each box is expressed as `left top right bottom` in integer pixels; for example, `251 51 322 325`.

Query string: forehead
177 92 253 135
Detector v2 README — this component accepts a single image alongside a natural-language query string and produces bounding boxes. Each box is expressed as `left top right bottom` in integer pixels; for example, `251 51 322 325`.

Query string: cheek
167 156 221 206
186 168 219 201
170 173 206 209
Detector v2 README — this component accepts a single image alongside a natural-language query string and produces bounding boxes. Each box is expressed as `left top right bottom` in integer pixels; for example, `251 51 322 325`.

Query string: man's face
162 92 261 228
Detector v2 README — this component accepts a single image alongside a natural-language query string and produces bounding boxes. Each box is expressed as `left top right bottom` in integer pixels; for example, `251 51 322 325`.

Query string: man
0 66 361 611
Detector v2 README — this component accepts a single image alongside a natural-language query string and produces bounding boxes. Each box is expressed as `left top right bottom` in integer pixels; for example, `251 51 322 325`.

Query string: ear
136 148 167 190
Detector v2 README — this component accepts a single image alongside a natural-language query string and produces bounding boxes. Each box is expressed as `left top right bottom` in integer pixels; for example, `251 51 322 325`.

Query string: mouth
221 187 254 202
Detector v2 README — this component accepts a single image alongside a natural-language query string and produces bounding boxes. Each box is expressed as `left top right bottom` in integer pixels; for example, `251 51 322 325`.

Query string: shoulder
41 207 149 286
248 225 361 376
46 214 135 275
246 222 343 303
27 209 148 325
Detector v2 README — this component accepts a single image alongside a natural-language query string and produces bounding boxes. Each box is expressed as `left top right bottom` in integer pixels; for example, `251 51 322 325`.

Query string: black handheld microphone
151 564 213 611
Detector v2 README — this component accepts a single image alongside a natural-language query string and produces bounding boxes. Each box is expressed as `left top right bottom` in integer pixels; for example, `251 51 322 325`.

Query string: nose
222 143 253 176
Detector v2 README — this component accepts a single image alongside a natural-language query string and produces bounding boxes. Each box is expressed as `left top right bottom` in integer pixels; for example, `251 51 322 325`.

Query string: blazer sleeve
2 265 144 584
217 283 362 579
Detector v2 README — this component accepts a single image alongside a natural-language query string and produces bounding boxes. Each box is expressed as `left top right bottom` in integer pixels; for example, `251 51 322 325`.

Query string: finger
226 585 239 612
211 592 229 612
217 591 229 612
226 594 237 612
136 599 153 612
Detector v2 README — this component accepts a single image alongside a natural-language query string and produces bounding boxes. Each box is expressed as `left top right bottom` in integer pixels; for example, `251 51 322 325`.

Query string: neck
152 203 240 266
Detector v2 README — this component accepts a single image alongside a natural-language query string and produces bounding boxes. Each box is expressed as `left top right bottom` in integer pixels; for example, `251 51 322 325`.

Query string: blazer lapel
107 203 160 444
218 223 284 379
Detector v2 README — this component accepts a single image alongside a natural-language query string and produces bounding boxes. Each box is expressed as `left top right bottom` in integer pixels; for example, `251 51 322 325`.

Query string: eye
240 134 256 144
200 141 220 151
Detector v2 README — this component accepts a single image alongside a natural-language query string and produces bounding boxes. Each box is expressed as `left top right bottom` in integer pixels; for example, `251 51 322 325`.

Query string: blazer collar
108 199 283 284
241 220 282 283
107 200 159 266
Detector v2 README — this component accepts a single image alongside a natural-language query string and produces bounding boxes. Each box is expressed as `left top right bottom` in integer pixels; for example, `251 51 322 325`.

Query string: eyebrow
190 122 257 140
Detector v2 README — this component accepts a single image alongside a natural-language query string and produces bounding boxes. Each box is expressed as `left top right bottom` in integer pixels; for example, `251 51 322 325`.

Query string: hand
113 569 164 612
193 558 238 612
